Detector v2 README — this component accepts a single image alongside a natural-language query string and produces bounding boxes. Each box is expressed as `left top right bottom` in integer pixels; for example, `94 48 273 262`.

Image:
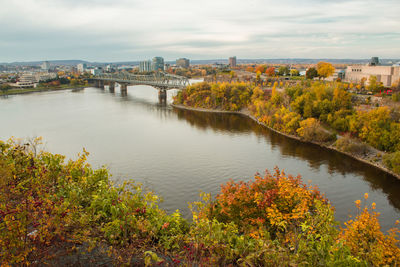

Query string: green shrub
297 118 336 143
392 92 400 102
335 135 369 155
383 151 400 174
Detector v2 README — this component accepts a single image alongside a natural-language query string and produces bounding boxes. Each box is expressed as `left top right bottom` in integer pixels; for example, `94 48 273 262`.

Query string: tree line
174 81 400 174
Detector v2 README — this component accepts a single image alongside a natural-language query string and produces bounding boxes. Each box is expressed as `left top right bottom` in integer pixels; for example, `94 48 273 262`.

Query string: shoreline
171 103 400 180
0 86 87 96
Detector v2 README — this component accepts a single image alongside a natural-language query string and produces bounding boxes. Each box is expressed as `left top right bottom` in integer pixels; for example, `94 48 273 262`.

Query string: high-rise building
152 57 164 71
229 56 237 67
176 58 190 68
139 60 151 72
77 63 87 73
41 61 50 71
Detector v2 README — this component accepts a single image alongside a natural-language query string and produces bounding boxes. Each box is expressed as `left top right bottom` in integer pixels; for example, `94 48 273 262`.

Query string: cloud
0 0 399 61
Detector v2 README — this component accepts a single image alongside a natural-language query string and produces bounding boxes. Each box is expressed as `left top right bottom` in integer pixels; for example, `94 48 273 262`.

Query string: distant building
345 57 400 87
34 72 57 82
77 63 87 73
176 58 190 68
139 60 151 72
370 57 379 66
152 57 164 72
90 68 102 76
229 56 237 67
41 61 50 71
12 73 36 88
212 63 228 70
105 64 115 72
325 69 346 81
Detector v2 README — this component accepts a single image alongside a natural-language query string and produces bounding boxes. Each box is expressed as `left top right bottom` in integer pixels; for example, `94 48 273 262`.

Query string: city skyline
1 0 399 62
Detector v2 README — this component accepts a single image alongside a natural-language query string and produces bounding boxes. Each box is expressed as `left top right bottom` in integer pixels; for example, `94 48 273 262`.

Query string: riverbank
171 103 400 180
0 85 86 96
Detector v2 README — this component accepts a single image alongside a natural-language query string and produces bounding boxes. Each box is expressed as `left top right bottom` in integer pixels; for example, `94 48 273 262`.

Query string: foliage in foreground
1 138 400 266
0 138 188 265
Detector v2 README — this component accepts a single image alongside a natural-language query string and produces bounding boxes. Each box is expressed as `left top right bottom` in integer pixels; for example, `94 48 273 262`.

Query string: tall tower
229 56 237 67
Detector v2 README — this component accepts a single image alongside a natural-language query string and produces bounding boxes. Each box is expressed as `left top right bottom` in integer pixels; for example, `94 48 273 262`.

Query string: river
1 85 399 231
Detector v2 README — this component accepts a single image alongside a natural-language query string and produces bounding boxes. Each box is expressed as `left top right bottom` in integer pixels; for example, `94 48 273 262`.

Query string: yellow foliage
317 62 335 79
341 201 400 266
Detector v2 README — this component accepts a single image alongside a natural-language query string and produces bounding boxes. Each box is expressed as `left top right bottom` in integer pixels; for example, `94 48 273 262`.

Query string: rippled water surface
1 86 399 230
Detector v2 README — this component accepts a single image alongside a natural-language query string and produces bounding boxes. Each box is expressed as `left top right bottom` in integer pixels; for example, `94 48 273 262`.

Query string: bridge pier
120 83 128 95
158 89 167 104
109 82 115 92
96 80 105 89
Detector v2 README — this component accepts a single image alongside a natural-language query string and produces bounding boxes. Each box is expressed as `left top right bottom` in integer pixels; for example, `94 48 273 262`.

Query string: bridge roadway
91 72 189 91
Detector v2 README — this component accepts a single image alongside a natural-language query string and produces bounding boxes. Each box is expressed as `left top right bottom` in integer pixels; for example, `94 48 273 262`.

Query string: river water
1 85 399 231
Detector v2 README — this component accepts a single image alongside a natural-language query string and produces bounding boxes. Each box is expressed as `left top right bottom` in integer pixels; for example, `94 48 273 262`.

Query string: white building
77 63 87 73
139 60 152 72
345 65 400 87
345 57 400 87
41 61 50 71
34 72 57 82
12 73 36 88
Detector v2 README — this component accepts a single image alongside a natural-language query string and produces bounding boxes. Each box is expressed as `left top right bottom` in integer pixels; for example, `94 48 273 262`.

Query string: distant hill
2 58 399 66
1 60 90 66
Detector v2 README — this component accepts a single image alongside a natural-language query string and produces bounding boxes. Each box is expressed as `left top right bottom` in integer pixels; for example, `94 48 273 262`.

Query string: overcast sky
1 0 399 62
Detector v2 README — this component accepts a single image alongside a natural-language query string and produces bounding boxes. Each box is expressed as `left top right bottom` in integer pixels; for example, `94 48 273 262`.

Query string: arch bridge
91 72 189 101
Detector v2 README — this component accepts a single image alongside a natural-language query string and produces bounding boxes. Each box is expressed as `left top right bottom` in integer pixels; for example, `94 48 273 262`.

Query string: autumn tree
306 67 318 79
256 71 261 83
392 79 400 92
246 66 254 72
317 62 335 80
255 65 267 74
278 66 290 76
265 67 275 76
290 69 299 76
229 71 236 82
360 77 367 89
0 84 11 94
367 75 384 93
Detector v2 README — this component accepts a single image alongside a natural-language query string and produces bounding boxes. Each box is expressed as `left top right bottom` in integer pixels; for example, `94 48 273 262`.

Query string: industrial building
345 57 400 87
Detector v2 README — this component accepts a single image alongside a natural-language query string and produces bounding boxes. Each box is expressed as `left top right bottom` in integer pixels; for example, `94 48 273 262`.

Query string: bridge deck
93 72 189 90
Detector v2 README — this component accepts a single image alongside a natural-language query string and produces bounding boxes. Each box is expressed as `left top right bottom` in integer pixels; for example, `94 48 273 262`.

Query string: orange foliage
202 168 324 234
255 65 267 74
265 67 276 77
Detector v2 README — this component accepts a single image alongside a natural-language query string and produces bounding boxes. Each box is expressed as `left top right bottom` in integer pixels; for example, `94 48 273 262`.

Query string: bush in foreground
1 138 399 266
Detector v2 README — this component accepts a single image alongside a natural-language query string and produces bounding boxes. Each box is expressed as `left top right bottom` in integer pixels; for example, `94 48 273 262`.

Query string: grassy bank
1 138 400 266
0 84 87 96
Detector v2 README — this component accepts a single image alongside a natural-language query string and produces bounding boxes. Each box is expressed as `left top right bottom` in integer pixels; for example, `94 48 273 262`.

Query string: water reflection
173 108 400 212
